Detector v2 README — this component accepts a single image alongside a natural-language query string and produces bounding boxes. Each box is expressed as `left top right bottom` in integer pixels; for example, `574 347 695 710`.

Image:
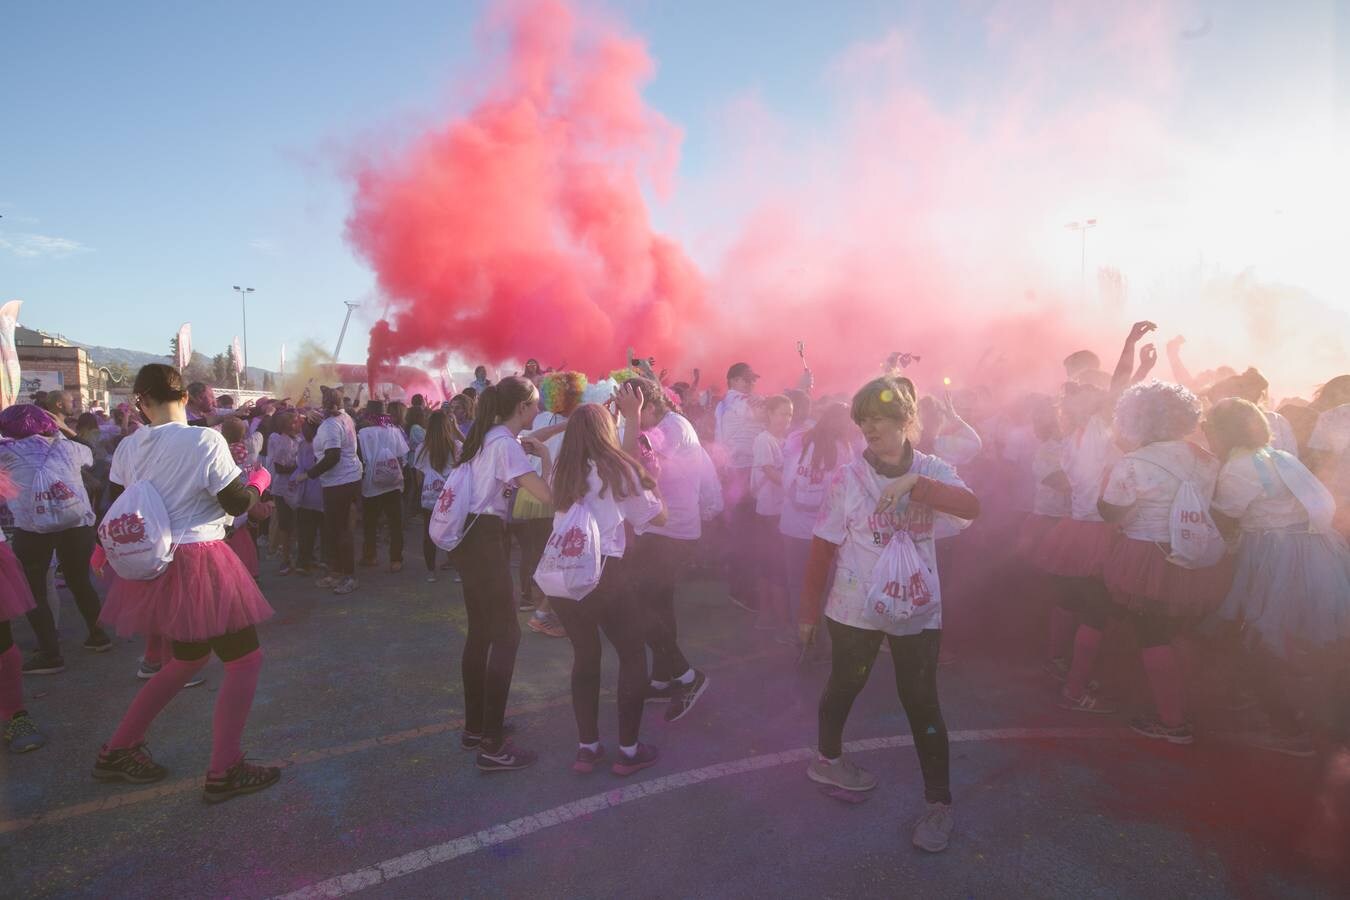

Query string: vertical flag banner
0 300 23 410
279 342 286 378
232 336 244 375
175 322 192 371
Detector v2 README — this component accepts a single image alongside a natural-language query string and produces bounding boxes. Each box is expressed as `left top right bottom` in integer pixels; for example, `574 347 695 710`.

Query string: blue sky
3 1 1345 375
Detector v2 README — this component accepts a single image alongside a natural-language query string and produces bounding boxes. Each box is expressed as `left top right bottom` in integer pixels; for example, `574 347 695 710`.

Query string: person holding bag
797 377 979 854
543 395 666 776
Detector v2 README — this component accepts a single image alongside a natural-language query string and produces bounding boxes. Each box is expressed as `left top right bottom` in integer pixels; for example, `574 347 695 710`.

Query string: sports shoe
460 721 517 751
1058 688 1118 715
572 744 606 774
527 614 566 638
203 758 281 804
1236 730 1316 758
1044 658 1100 692
664 671 710 723
278 562 292 576
645 682 676 704
612 743 660 777
912 802 954 852
315 574 339 589
806 756 878 792
476 738 537 772
333 576 358 595
389 561 403 573
83 630 113 652
22 652 65 676
426 574 438 584
1129 715 1194 745
135 661 205 688
294 566 312 576
4 712 46 753
93 742 168 784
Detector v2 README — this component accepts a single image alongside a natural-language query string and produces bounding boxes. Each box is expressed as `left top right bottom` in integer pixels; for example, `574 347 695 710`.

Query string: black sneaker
460 721 516 751
611 742 660 777
92 743 168 784
664 671 710 723
572 744 606 774
22 653 65 676
83 630 114 652
476 738 537 772
203 758 281 804
645 682 676 704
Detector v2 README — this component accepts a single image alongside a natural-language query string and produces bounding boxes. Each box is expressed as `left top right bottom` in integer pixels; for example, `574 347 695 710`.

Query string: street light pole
1063 219 1098 301
232 285 255 383
333 301 360 360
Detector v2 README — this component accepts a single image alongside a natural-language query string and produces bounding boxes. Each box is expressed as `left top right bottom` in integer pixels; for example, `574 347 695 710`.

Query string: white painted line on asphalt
275 726 1121 899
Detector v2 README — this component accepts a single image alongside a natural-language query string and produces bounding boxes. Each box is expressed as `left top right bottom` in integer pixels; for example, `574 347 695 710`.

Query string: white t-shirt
358 424 410 497
778 433 853 540
1309 404 1350 498
0 435 96 531
313 413 363 488
751 430 785 516
714 390 762 469
1212 448 1309 531
1061 417 1121 522
1266 410 1298 457
556 462 663 559
465 426 536 518
1031 438 1071 517
525 411 568 476
414 445 455 511
814 451 969 636
1101 440 1220 542
637 412 706 541
109 422 241 544
268 432 300 496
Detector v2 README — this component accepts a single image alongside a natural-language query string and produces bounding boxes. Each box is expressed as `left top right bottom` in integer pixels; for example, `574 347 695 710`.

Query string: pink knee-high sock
209 648 263 777
1065 625 1103 698
144 634 167 667
107 656 210 749
1142 645 1186 727
0 644 24 719
1048 608 1076 660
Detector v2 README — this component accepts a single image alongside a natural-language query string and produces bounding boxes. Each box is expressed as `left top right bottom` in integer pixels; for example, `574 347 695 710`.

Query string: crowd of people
1 321 1348 854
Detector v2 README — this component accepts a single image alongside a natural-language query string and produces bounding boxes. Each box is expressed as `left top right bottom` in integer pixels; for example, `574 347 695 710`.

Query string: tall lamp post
232 285 255 384
1064 219 1098 301
333 300 360 360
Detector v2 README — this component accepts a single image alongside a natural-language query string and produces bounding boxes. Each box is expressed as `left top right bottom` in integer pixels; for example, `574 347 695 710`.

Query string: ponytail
456 375 538 467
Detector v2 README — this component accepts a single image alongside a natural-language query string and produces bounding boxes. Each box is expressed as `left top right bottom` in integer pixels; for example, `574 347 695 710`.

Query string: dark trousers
449 515 520 745
421 508 441 572
14 526 102 656
724 471 757 604
818 620 951 804
630 532 693 683
361 490 404 564
295 508 324 569
550 558 649 746
506 518 550 602
321 480 361 576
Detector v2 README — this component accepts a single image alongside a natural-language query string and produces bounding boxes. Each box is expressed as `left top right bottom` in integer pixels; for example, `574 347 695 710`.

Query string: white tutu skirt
1211 527 1350 659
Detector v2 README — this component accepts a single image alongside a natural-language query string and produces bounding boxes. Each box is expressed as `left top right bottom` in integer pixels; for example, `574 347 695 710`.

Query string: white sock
579 741 600 753
818 754 841 766
532 610 548 620
675 669 696 686
620 743 639 758
649 680 670 690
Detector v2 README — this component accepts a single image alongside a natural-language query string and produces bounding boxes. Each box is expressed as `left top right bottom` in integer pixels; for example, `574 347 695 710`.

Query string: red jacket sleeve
911 476 980 521
798 537 839 626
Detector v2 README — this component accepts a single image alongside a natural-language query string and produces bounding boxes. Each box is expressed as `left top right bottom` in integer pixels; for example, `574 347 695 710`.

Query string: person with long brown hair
549 399 667 776
413 410 457 582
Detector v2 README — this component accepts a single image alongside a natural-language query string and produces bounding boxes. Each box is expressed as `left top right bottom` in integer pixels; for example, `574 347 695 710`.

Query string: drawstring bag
863 530 939 632
420 472 446 510
99 481 176 580
1139 456 1224 570
30 440 87 532
428 463 476 551
534 502 605 601
1262 448 1337 535
370 444 404 492
785 445 829 509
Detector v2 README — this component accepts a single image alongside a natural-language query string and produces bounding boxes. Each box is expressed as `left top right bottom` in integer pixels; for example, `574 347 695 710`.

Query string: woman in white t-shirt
798 377 980 854
1307 375 1350 537
413 410 457 582
93 364 279 802
751 395 793 633
0 468 43 752
449 376 553 773
1205 399 1350 755
1206 368 1298 457
1093 381 1229 745
266 411 301 576
0 403 105 672
291 388 363 595
356 400 410 573
547 402 666 777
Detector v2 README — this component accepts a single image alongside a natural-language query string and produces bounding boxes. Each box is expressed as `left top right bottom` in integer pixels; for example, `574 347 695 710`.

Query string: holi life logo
438 486 456 513
559 526 588 558
37 480 76 503
102 512 147 546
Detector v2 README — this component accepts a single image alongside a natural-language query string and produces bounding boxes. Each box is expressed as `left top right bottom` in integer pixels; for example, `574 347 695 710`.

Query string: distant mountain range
71 339 275 386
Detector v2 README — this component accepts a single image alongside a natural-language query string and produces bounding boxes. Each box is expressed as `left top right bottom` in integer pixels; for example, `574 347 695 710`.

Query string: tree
211 352 231 387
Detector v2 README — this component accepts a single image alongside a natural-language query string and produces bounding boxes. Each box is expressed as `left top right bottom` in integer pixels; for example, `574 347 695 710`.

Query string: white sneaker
912 802 953 852
333 576 358 595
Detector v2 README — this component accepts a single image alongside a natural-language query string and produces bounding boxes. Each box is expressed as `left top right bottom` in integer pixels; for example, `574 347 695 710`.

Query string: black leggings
449 515 520 745
1062 576 1177 648
819 620 951 805
421 508 442 572
14 526 103 656
296 508 324 569
321 480 360 576
630 533 693 683
171 626 260 663
506 519 550 603
361 490 404 564
549 558 649 746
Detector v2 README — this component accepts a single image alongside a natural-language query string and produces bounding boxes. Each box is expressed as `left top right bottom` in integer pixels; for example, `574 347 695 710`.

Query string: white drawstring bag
1139 456 1225 569
370 447 404 492
428 463 476 551
534 502 605 601
98 481 176 580
420 473 446 511
30 440 88 533
863 531 939 632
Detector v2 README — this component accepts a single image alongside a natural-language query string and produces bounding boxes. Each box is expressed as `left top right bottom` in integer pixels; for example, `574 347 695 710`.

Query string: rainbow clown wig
540 371 588 416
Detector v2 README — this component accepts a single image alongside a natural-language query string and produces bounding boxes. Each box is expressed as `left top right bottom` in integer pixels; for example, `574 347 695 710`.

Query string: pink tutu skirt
1032 518 1117 578
0 541 36 622
226 527 259 578
1016 514 1062 560
100 540 273 642
1103 536 1234 618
